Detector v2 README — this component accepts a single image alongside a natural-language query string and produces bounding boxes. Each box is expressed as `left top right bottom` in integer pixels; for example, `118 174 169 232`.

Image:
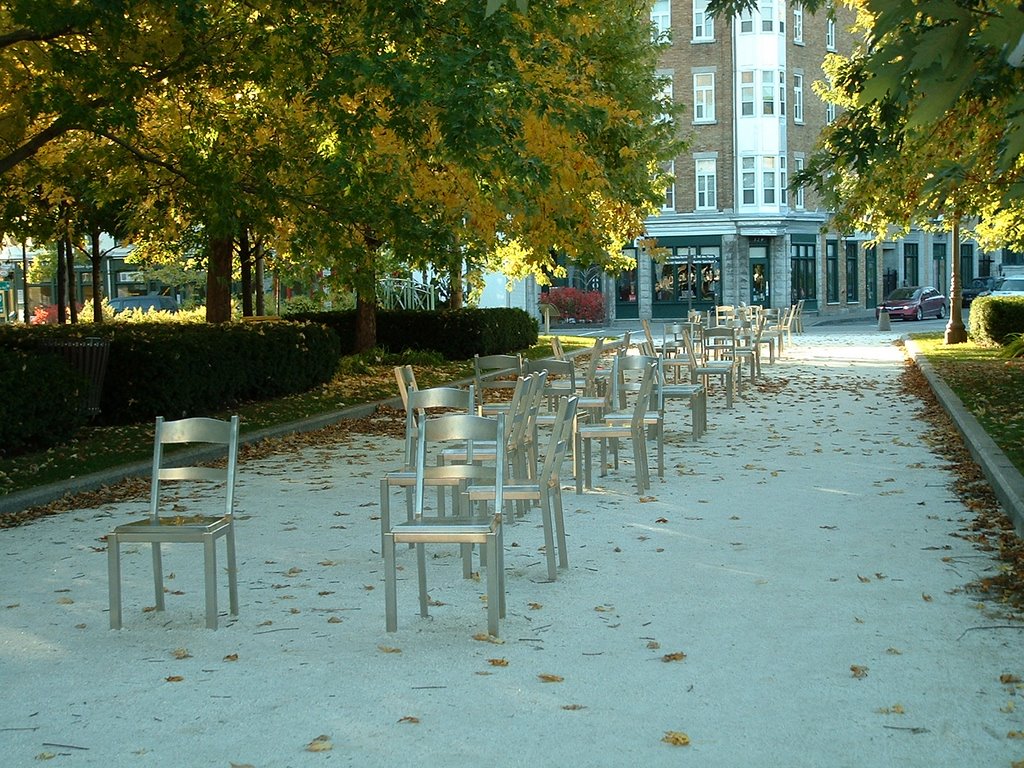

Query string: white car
990 277 1024 296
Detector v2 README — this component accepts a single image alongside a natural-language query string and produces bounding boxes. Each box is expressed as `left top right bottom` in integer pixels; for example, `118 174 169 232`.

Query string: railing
377 278 437 311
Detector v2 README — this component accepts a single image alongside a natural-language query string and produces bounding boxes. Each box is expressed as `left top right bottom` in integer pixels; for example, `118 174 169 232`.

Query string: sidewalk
3 325 1023 767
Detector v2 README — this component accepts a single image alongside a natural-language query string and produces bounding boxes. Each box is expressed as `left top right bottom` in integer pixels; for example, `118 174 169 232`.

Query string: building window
793 4 804 43
651 0 671 42
693 0 713 41
741 157 756 205
979 249 993 277
846 242 859 302
903 242 919 285
761 70 776 115
696 157 717 210
826 17 836 50
933 242 947 290
794 155 805 209
693 72 715 122
791 242 817 303
761 0 774 31
762 157 777 204
740 9 754 33
960 242 975 282
780 155 788 205
779 70 787 116
793 73 804 122
740 70 755 116
656 72 673 124
662 160 675 211
826 101 836 124
826 240 839 303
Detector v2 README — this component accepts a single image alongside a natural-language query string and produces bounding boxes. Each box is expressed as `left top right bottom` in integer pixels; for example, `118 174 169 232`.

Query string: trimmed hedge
0 320 342 430
0 349 88 456
968 295 1024 346
286 307 539 359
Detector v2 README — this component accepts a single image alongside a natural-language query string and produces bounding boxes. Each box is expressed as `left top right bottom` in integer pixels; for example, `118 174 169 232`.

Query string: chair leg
552 488 569 570
226 526 239 617
203 534 218 629
107 533 122 630
151 541 165 612
379 477 390 553
539 492 557 581
485 532 500 637
416 543 429 618
575 433 584 494
384 533 398 632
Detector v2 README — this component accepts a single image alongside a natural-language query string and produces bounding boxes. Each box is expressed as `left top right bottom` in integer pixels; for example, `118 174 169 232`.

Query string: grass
0 334 600 498
910 331 1024 475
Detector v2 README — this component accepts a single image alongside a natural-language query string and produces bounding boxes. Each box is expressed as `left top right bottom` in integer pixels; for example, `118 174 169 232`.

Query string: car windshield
998 278 1024 291
885 288 917 300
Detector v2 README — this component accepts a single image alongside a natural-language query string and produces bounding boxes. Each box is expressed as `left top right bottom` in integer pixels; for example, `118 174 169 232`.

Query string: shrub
968 295 1024 346
0 348 88 456
540 287 605 323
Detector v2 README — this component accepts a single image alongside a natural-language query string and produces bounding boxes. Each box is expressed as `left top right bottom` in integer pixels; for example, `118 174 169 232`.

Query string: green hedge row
0 349 88 456
968 295 1024 346
286 307 539 359
0 321 342 433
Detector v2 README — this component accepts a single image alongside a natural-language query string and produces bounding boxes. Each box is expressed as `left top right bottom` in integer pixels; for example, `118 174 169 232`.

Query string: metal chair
683 330 735 408
394 364 418 410
473 353 523 412
107 415 241 630
384 412 507 636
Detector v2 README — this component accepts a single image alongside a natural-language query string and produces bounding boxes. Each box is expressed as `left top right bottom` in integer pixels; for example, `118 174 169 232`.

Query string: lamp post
945 217 968 344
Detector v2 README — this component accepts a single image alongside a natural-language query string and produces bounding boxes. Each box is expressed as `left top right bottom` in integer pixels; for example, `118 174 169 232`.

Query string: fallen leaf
1001 673 1022 684
886 648 902 655
562 704 586 711
655 517 669 523
528 602 543 610
398 716 420 724
34 752 57 761
318 560 337 566
851 665 869 679
662 651 687 663
327 616 342 624
171 648 192 659
647 640 661 650
377 645 402 654
857 575 872 583
305 735 333 752
472 633 505 644
224 653 239 662
1002 701 1016 713
56 597 74 605
1008 730 1024 739
876 704 906 715
639 496 656 503
487 658 509 667
539 674 564 683
922 593 933 602
661 731 691 746
165 675 185 682
594 605 614 613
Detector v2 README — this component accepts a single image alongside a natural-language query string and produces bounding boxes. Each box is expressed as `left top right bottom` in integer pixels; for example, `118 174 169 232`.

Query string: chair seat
112 516 231 542
391 515 499 544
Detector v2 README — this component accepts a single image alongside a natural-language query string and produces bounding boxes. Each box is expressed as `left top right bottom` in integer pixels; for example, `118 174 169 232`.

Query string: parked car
875 286 947 321
108 295 180 314
990 276 1024 297
961 276 999 306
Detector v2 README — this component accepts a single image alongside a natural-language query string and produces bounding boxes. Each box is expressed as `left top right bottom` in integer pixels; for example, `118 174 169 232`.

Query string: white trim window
761 70 776 115
693 72 715 123
778 69 787 116
696 157 717 210
826 100 836 124
794 155 805 209
826 17 836 50
780 155 788 205
693 0 714 41
651 0 671 42
662 160 676 211
762 156 777 204
793 4 804 43
740 70 755 116
793 73 804 123
739 9 754 33
656 71 674 124
741 157 756 205
761 0 775 32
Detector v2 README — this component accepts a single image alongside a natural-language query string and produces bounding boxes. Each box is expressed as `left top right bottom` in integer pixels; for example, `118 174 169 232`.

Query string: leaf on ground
1008 730 1024 739
398 716 420 724
886 647 902 655
662 651 687 662
647 640 661 649
851 665 869 679
661 731 691 746
34 752 57 761
857 575 872 583
56 597 74 605
528 602 543 610
922 593 933 602
472 633 505 644
655 517 669 523
594 605 614 612
305 735 333 752
876 704 905 715
539 674 564 683
487 658 509 667
165 675 185 682
377 645 402 654
1001 673 1022 684
562 704 586 711
327 616 342 624
171 648 191 659
639 496 657 503
224 653 239 662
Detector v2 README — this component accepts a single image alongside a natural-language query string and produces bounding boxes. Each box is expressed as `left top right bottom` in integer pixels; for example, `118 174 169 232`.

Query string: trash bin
44 337 111 417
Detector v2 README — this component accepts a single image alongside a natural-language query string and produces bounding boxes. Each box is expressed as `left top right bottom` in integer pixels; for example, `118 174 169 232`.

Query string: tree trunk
56 236 67 324
355 288 377 353
448 255 463 309
239 224 253 317
65 234 77 324
90 227 103 323
206 234 234 323
254 240 265 315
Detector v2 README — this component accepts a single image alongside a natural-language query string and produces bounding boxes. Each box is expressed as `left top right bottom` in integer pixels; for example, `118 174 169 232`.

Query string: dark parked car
961 276 999 306
875 286 947 321
108 295 180 314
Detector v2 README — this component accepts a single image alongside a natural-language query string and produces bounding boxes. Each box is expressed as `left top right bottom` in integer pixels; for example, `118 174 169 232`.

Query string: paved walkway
3 323 1023 767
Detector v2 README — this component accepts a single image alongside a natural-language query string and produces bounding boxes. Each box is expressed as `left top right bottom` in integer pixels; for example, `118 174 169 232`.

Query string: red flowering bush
541 287 605 323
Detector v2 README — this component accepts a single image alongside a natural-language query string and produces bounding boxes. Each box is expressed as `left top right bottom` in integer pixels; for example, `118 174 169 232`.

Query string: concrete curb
905 336 1024 536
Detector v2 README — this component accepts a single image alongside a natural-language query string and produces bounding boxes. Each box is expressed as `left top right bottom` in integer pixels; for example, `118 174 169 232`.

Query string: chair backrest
150 415 241 521
394 364 418 410
612 353 660 410
414 412 505 516
629 364 659 428
550 336 566 360
404 385 475 464
703 326 737 360
582 337 606 397
640 318 656 349
525 357 578 410
537 396 579 488
473 353 523 408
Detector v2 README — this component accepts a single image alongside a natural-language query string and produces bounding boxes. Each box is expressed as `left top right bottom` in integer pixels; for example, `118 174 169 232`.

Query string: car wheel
937 304 946 319
915 306 924 321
